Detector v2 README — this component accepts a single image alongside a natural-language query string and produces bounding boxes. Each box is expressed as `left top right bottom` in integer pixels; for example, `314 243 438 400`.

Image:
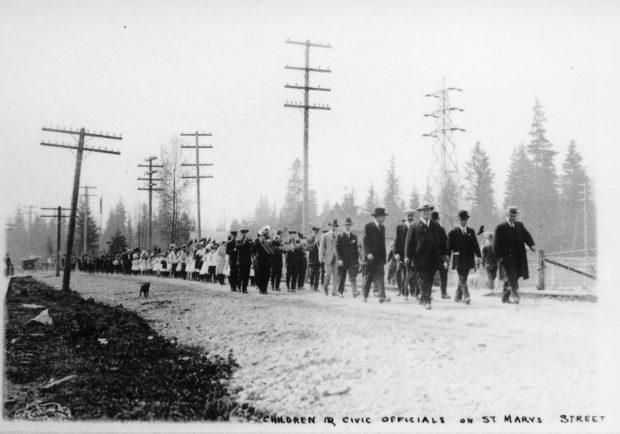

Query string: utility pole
41 206 69 277
423 78 465 226
79 186 97 255
40 126 122 291
180 131 214 240
284 38 331 234
138 156 163 250
21 205 37 255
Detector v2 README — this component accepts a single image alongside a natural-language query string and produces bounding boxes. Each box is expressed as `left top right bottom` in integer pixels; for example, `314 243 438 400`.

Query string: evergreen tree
6 208 28 260
383 156 404 238
438 175 460 228
102 199 128 246
75 198 99 255
364 184 377 215
559 140 595 250
408 186 420 210
504 144 531 211
422 181 434 207
342 188 358 219
464 142 496 228
109 229 128 255
127 214 133 249
280 159 303 229
525 99 560 249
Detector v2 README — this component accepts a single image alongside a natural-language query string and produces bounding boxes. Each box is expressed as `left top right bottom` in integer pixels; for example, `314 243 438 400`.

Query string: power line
180 131 214 240
40 126 122 291
284 38 332 234
138 155 164 250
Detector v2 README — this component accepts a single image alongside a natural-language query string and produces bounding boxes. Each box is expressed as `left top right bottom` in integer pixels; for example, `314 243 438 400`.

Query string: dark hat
240 229 249 234
289 230 297 235
431 211 440 220
277 230 282 235
371 207 388 217
417 204 434 212
230 230 238 235
344 217 353 225
507 206 519 216
322 230 328 233
331 219 339 227
311 227 319 232
298 234 305 239
458 210 470 220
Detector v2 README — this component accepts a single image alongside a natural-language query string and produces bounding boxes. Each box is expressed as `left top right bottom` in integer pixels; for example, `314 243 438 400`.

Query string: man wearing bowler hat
405 204 445 310
493 206 536 304
362 208 390 303
447 210 482 304
394 208 416 300
336 217 360 297
320 219 340 296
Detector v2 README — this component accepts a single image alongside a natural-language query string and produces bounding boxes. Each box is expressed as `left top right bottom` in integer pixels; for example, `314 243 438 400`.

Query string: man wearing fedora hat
320 219 340 296
336 217 360 297
394 208 416 300
447 210 482 304
493 206 536 304
362 208 390 303
405 204 444 309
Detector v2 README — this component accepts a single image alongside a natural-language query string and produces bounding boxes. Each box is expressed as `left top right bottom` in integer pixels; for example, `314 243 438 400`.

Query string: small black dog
139 282 150 298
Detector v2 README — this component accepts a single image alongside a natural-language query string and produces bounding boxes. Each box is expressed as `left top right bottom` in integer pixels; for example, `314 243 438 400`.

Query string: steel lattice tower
423 78 465 224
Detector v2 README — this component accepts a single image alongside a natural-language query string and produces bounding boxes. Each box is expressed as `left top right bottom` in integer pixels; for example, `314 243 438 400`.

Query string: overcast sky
1 0 618 231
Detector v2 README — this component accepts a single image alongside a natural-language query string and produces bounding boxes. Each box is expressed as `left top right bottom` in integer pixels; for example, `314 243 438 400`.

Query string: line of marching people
74 203 536 309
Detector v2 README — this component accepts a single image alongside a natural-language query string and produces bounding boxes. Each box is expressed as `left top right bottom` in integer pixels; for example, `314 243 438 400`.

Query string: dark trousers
271 265 282 290
229 264 238 290
298 262 307 288
454 268 471 301
289 265 300 290
417 265 437 304
438 266 448 296
256 262 271 293
501 260 520 302
237 263 251 292
320 263 325 285
338 263 358 294
395 261 406 295
486 267 498 290
308 263 320 290
285 265 292 289
362 260 385 299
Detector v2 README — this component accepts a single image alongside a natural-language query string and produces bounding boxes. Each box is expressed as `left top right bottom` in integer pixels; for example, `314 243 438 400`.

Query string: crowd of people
59 203 536 310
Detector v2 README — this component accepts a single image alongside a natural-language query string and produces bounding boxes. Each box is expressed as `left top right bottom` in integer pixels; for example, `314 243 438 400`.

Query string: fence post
537 249 545 291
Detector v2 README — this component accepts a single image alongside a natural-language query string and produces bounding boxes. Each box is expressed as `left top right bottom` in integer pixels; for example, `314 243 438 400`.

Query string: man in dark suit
336 217 360 298
236 229 253 294
405 204 446 310
431 211 450 299
270 231 284 291
362 208 390 303
394 209 416 300
447 210 482 304
307 227 321 291
226 231 239 291
494 206 536 304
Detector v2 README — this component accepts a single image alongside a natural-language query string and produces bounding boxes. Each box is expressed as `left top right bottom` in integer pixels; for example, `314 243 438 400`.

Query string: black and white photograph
1 0 619 432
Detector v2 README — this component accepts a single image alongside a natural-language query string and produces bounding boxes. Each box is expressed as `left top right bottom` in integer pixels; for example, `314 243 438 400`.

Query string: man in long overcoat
493 206 536 304
405 204 445 310
362 208 390 303
394 209 416 299
336 217 360 297
447 210 481 304
319 219 340 296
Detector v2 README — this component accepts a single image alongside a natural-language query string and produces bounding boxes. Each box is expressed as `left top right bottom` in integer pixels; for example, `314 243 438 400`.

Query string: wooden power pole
284 38 331 234
41 206 69 276
180 131 213 240
40 127 122 291
138 156 163 250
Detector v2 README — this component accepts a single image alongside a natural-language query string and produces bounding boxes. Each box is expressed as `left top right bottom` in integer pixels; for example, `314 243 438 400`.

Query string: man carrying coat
493 206 536 304
362 208 390 303
405 204 445 310
447 210 482 305
336 217 360 298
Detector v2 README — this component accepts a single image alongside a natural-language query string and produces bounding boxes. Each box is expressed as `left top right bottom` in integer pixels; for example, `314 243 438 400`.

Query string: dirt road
38 273 598 422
